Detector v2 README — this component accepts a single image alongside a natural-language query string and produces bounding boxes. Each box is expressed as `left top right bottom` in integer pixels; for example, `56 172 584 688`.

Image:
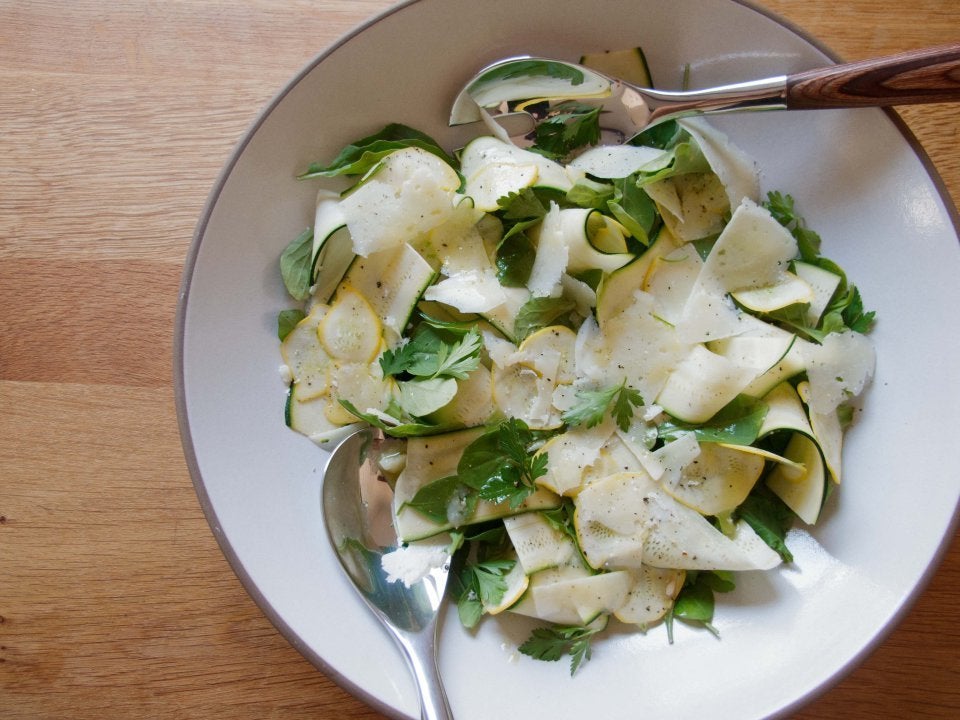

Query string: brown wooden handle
786 43 960 109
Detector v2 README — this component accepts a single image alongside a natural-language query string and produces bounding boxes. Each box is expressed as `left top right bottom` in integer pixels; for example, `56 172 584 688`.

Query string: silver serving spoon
450 44 960 142
321 428 454 720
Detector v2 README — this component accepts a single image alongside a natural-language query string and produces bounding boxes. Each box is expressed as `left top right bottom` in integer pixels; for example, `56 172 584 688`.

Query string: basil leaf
608 175 659 245
658 395 768 445
277 308 305 341
496 232 537 287
298 124 455 179
279 228 314 301
513 296 577 341
402 475 468 523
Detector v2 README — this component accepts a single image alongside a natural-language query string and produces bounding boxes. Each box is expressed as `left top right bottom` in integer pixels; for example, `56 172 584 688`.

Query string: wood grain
1 1 957 719
786 44 960 108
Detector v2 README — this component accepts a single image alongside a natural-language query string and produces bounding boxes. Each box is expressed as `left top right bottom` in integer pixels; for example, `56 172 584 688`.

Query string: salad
276 99 875 674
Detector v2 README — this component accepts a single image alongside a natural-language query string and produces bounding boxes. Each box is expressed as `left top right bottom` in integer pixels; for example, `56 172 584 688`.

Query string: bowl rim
173 1 960 718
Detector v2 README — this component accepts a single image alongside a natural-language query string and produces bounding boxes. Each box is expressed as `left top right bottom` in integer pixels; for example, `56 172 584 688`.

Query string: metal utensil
450 44 960 141
321 428 454 720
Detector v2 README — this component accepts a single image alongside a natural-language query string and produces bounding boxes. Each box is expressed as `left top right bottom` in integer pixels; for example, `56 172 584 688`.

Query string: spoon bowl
321 428 454 720
450 44 960 143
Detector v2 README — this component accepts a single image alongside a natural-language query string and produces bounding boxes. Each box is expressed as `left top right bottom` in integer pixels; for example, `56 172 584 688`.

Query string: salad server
321 428 454 720
449 43 960 141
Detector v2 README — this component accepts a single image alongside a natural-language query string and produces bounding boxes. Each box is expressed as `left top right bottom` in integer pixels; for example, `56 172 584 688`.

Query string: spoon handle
785 43 960 108
393 624 454 720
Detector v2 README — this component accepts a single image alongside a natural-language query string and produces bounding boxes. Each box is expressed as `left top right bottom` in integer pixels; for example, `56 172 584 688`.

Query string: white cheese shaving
381 542 451 588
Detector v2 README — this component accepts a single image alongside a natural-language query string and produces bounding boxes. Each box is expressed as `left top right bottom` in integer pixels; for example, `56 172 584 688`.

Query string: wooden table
1 1 957 717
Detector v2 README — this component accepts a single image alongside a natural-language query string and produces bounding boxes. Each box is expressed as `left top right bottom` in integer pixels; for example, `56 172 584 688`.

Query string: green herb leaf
562 379 643 431
454 558 516 629
658 395 768 445
419 327 483 379
338 399 452 438
380 326 482 380
513 296 577 341
518 623 602 675
460 418 549 508
498 187 550 220
628 119 683 150
635 138 710 187
666 571 728 641
607 174 659 245
279 228 314 301
566 177 615 210
298 124 455 179
496 232 538 287
277 308 305 341
530 102 602 161
763 191 822 261
735 484 795 562
402 475 471 524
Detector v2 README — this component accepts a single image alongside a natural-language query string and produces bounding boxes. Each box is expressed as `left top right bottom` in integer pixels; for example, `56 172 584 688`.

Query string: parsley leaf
518 623 603 675
763 191 822 261
530 101 602 161
404 418 550 523
497 187 550 220
454 555 516 629
562 379 643 431
473 419 549 508
380 326 482 380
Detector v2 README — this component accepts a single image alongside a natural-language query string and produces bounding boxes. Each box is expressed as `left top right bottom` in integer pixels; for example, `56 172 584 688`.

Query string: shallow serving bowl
174 1 960 718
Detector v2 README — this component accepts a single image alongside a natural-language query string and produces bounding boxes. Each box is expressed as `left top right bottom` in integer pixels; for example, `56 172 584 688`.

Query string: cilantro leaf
279 227 314 301
562 379 643 431
518 623 602 675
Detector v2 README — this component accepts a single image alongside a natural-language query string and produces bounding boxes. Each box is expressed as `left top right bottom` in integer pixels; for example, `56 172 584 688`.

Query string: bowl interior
176 1 960 718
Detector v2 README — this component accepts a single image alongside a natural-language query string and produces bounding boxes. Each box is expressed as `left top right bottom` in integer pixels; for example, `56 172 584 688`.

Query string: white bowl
175 1 960 718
